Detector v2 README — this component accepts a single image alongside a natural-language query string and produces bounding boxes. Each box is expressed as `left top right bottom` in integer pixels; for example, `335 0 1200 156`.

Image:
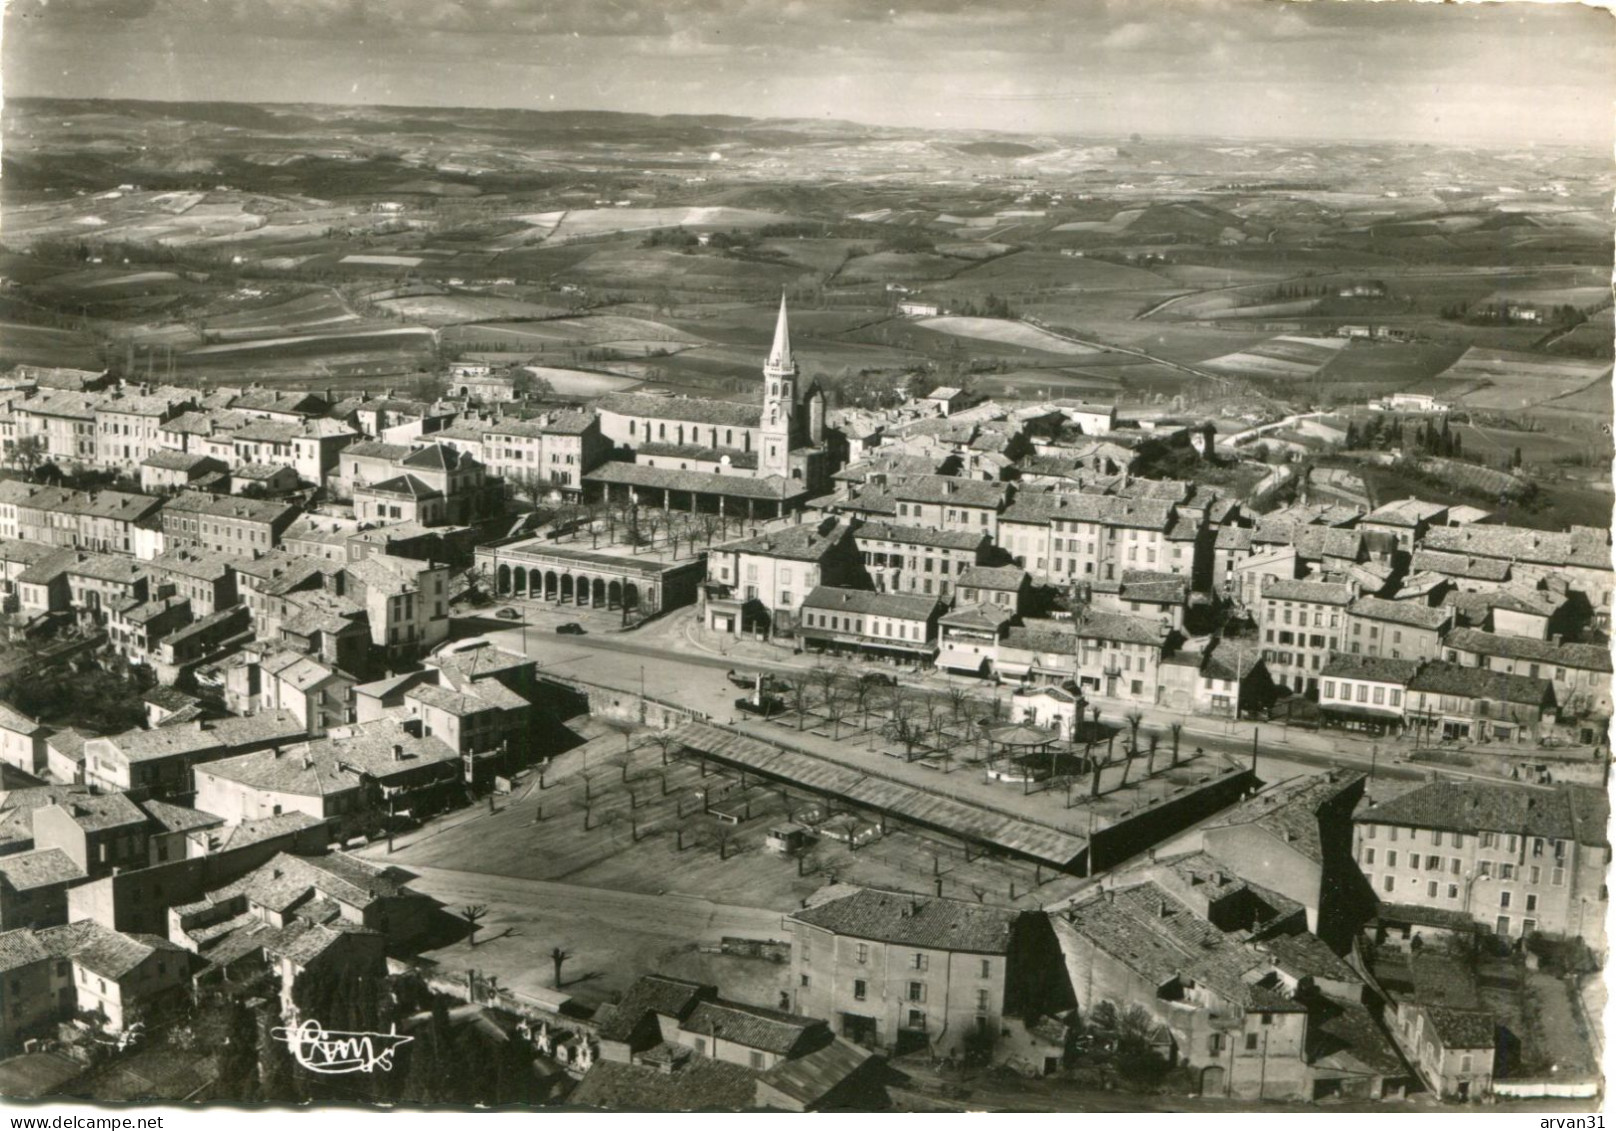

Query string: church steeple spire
765 292 795 377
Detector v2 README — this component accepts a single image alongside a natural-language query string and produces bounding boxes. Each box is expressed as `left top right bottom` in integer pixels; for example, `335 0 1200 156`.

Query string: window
1448 884 1459 899
907 982 926 1003
750 1050 765 1069
1387 850 1397 868
976 989 990 1012
856 943 868 964
1553 867 1565 886
911 953 928 971
1428 880 1438 898
1479 861 1492 879
1323 680 1335 699
1366 825 1377 839
908 1009 926 1029
1529 866 1540 884
1244 1033 1258 1051
1363 847 1376 865
1501 863 1514 880
1500 891 1512 909
1208 1034 1224 1055
1533 838 1544 858
853 979 867 1001
1260 1012 1272 1026
1525 894 1538 912
800 974 810 987
980 959 991 979
1452 858 1461 875
1383 875 1395 893
1461 1055 1472 1073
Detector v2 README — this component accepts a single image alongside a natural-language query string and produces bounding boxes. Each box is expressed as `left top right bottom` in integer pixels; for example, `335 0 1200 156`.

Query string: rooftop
792 887 1019 954
1262 579 1356 605
717 520 848 564
1443 627 1612 673
800 586 939 622
1348 596 1451 630
1359 780 1605 844
1320 654 1421 685
599 392 764 430
1407 660 1554 707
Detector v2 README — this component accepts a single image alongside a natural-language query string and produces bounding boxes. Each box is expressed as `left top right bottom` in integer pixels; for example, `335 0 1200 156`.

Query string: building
352 444 504 527
0 702 49 776
29 921 189 1032
851 521 987 600
955 566 1029 614
0 848 83 931
476 411 607 500
192 718 464 825
704 519 860 636
140 449 229 494
161 492 300 558
786 887 1069 1059
1405 661 1557 745
1421 524 1613 629
341 552 451 659
81 711 307 798
105 594 194 666
1360 499 1449 554
95 388 196 471
1345 597 1452 661
1318 655 1419 735
1259 578 1355 695
31 793 151 880
798 587 943 665
147 547 237 616
596 973 833 1071
1441 627 1612 732
1088 570 1189 631
1354 780 1609 950
936 603 1015 677
480 539 705 619
997 493 1180 586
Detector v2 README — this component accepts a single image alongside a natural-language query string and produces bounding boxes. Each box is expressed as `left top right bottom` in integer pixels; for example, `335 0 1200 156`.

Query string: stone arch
608 580 623 609
497 563 511 595
623 582 639 610
592 578 607 607
459 385 470 398
561 574 574 603
544 571 558 600
513 566 528 596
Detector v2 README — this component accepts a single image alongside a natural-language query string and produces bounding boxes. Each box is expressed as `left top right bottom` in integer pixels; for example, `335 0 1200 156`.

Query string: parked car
555 623 586 635
859 671 898 687
729 670 791 694
495 607 521 620
735 694 787 718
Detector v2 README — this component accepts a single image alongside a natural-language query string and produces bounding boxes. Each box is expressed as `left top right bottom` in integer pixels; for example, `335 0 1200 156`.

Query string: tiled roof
801 586 939 621
599 392 762 429
957 565 1027 591
1365 498 1448 527
1261 579 1355 605
1074 611 1170 647
400 443 476 472
1444 628 1612 673
892 475 1009 509
205 851 410 914
1320 654 1420 684
1200 637 1264 681
756 1036 873 1109
1294 526 1364 562
569 1055 759 1112
97 711 304 764
149 547 234 581
683 999 819 1056
1359 780 1590 841
38 920 184 980
200 720 459 794
1349 596 1450 629
361 473 441 500
1411 550 1513 582
1423 523 1612 572
1202 772 1364 864
0 847 84 891
717 520 848 563
48 792 147 832
1256 931 1360 985
140 799 224 834
940 602 1015 631
585 461 804 501
212 811 327 852
1000 492 1174 532
344 440 415 462
597 974 710 1042
141 450 221 471
233 420 301 443
0 701 45 736
850 520 984 551
0 928 50 972
1407 661 1553 707
791 888 1017 954
1423 1005 1496 1050
164 492 298 524
638 441 758 469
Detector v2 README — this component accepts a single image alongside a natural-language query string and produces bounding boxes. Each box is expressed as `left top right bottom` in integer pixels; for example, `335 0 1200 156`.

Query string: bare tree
649 729 684 766
575 793 595 830
604 717 640 756
550 946 572 988
1169 721 1183 767
882 703 929 762
605 749 634 783
945 685 972 726
786 670 814 730
851 675 875 733
10 435 47 478
462 904 489 946
817 668 852 739
715 824 736 861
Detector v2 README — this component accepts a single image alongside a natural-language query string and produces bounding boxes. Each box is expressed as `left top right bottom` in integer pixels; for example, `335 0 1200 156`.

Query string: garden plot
915 316 1100 355
1201 335 1346 378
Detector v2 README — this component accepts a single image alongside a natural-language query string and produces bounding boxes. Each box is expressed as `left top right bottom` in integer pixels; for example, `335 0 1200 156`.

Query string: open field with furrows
1453 421 1613 469
969 366 1124 401
1476 285 1610 311
0 320 103 368
1312 340 1467 389
167 325 436 379
371 291 568 325
1435 346 1613 411
751 236 876 273
837 250 972 283
915 316 1101 355
545 206 802 243
556 246 808 291
932 251 1175 297
1200 334 1346 378
1544 311 1614 359
448 314 702 348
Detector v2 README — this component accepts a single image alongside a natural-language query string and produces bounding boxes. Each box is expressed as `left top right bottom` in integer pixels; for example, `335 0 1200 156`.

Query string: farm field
1435 346 1613 410
372 292 567 325
0 321 103 368
1315 341 1467 388
448 314 701 348
934 250 1174 295
838 250 969 282
1477 285 1610 310
1201 335 1347 378
546 206 799 243
915 315 1100 355
556 246 802 290
523 365 641 396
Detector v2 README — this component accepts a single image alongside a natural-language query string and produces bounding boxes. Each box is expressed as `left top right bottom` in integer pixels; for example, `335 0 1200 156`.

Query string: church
585 296 839 520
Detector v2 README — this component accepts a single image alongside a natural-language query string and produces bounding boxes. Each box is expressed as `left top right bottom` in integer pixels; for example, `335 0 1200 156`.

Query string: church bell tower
760 293 796 479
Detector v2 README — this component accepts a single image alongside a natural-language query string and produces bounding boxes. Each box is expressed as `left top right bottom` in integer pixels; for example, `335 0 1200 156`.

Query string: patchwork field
915 315 1100 355
0 321 103 368
1201 335 1347 377
838 250 967 282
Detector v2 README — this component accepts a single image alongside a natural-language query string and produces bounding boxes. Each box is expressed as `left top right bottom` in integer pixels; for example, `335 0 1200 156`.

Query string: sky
3 0 1612 148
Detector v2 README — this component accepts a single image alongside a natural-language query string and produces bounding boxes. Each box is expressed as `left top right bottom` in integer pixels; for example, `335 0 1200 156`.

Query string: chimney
1552 633 1562 646
392 743 404 761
